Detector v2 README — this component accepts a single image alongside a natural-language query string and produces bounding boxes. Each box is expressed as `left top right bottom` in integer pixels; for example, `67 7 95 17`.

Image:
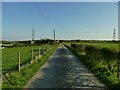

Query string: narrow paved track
24 44 107 89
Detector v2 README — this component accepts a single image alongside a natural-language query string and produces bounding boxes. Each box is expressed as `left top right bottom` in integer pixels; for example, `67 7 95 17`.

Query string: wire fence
2 45 51 75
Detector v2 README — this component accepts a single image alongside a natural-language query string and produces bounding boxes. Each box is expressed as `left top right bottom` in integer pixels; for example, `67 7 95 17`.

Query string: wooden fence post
117 51 120 85
39 48 40 56
18 52 20 72
31 49 33 61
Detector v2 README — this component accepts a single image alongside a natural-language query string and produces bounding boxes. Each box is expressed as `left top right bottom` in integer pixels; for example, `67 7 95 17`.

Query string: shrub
85 46 101 61
100 48 117 62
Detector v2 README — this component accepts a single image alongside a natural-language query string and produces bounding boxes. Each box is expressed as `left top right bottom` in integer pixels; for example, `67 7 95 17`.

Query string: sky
2 2 118 40
1 0 120 2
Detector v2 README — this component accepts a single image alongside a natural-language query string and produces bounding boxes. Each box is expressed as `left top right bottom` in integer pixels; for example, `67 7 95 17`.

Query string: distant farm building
2 44 14 47
0 44 4 49
0 44 3 49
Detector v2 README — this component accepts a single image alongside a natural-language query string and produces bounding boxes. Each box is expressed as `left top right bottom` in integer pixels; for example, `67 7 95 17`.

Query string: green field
69 42 119 50
2 44 52 74
2 44 58 88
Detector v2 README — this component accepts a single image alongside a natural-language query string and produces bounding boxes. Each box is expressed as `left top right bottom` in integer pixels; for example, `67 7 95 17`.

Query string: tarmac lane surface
24 44 107 89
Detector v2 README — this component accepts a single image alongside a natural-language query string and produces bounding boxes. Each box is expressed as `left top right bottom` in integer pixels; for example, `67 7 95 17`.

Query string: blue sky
2 0 120 2
2 2 118 40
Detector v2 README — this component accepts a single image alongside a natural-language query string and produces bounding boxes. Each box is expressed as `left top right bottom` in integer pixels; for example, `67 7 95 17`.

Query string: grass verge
2 44 58 89
65 44 120 90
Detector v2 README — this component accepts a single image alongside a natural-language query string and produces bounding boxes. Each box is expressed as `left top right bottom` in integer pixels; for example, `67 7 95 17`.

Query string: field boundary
3 47 48 75
65 43 120 89
2 44 59 88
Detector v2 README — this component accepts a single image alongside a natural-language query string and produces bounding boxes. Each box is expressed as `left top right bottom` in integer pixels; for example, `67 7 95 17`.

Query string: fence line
18 52 20 72
31 49 33 63
3 48 46 74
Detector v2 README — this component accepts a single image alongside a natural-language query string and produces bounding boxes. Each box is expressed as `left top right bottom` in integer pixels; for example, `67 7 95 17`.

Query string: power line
33 3 54 30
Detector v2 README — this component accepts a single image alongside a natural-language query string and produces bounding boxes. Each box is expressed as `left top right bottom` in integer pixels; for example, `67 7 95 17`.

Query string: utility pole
32 28 34 41
113 29 116 41
118 2 120 85
53 29 55 42
31 28 35 44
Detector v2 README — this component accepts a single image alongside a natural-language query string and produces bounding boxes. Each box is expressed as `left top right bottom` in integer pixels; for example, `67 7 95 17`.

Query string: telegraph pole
118 52 120 85
118 2 120 85
31 28 35 44
53 30 55 42
32 28 34 41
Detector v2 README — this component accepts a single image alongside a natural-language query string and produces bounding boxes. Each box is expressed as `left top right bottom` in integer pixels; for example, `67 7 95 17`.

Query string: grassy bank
66 42 118 50
2 44 58 89
65 43 120 90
